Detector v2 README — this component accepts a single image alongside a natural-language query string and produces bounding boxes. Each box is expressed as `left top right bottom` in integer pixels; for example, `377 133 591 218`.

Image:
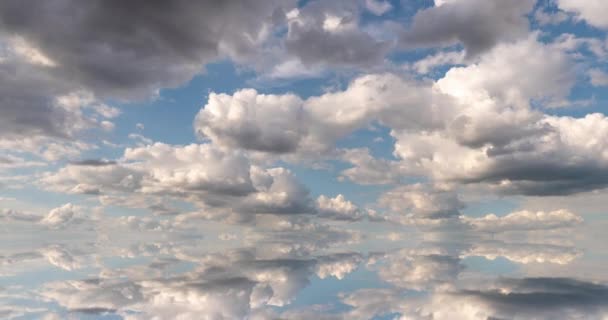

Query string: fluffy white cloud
43 143 316 222
124 143 255 197
196 73 447 155
40 203 80 228
1 203 86 229
388 36 608 195
195 89 306 153
379 184 464 220
316 194 363 221
195 35 600 196
40 248 362 318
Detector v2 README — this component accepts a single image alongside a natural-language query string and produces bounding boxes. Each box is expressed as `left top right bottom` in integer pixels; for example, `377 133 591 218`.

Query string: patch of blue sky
462 255 519 275
463 198 521 218
0 265 97 289
281 266 392 310
285 162 392 206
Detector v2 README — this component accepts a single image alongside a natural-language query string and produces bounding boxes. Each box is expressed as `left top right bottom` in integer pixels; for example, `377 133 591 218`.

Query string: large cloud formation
195 33 608 196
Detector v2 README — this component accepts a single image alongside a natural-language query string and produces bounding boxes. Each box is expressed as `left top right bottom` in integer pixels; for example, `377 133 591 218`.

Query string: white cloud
462 240 581 265
462 209 583 233
557 0 608 29
411 50 465 74
41 203 77 227
196 73 447 156
43 143 316 222
316 194 363 221
589 68 608 86
379 184 464 220
195 89 306 153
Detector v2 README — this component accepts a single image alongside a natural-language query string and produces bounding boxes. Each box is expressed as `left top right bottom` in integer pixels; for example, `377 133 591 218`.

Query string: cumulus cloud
40 249 363 318
40 203 82 228
195 89 306 153
387 36 608 195
43 143 317 222
316 194 364 221
336 277 608 320
195 73 447 155
422 278 608 320
379 184 464 220
1 203 86 229
195 34 604 196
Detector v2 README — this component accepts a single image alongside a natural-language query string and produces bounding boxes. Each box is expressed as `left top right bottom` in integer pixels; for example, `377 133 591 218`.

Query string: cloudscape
1 0 608 319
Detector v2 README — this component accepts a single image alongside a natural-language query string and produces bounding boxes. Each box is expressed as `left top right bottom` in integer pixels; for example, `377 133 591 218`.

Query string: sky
1 0 608 319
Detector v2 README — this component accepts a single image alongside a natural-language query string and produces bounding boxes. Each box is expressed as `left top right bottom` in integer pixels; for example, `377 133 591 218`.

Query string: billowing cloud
43 143 316 222
1 203 87 229
195 73 447 155
379 184 464 220
195 89 306 153
40 203 80 228
316 194 364 221
40 249 363 319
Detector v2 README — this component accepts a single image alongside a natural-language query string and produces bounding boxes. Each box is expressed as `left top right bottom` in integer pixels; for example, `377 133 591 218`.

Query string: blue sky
1 0 608 319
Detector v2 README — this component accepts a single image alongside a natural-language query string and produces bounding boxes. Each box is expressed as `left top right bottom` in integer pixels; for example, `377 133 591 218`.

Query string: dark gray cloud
285 0 392 68
0 0 294 99
0 57 77 140
455 277 608 319
400 0 535 57
70 159 117 167
464 156 608 196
